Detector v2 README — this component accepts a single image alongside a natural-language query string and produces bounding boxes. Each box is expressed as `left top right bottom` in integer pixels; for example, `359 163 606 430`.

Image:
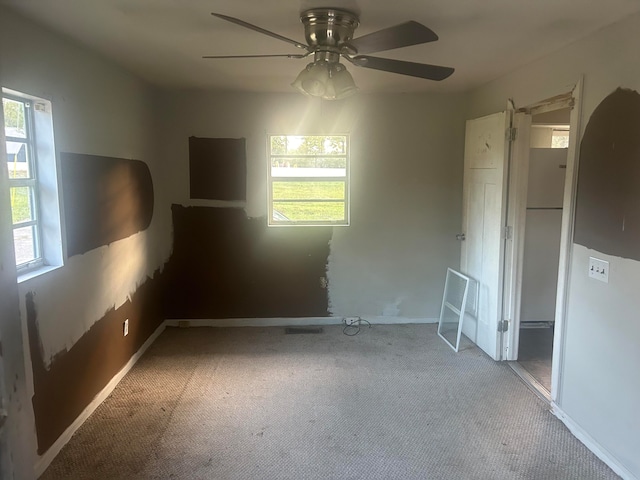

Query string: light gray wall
0 63 36 480
468 11 640 478
160 91 468 321
0 8 172 367
0 6 171 470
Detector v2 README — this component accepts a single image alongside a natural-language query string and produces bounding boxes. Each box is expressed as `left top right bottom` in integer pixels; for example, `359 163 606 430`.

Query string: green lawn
273 201 345 221
272 181 346 222
10 186 32 224
272 181 344 200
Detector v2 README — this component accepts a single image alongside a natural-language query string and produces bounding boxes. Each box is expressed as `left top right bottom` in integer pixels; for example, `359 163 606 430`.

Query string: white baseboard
359 316 438 325
35 322 166 478
551 403 637 480
165 316 438 328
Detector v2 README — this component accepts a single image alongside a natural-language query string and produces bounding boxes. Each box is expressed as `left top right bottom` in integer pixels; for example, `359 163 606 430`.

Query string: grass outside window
268 135 349 226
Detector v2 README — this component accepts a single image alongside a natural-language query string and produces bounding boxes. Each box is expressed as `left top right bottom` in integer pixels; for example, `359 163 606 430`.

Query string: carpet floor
41 324 617 479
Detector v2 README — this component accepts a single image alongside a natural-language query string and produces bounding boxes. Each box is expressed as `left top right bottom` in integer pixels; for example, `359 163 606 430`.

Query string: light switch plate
588 257 609 283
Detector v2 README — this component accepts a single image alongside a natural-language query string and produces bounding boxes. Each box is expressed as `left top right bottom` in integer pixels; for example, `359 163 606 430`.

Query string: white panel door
460 111 510 360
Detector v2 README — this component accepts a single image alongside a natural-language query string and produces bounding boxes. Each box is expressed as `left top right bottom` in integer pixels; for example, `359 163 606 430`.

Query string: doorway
516 107 571 393
504 87 582 402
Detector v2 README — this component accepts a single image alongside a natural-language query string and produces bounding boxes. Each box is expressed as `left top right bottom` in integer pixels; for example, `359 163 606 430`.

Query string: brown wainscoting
26 270 167 454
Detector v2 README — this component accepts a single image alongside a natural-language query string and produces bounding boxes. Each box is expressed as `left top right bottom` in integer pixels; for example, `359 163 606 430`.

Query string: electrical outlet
344 317 359 326
588 257 609 283
123 319 129 336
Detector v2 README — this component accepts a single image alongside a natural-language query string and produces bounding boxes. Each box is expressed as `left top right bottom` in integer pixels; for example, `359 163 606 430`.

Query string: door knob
456 233 466 241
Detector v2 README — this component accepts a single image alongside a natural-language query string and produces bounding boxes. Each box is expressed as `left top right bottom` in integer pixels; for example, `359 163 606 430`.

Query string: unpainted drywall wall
159 91 468 322
0 6 172 463
468 11 640 478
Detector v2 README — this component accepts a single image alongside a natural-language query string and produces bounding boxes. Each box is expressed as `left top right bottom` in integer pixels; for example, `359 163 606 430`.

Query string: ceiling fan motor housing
301 8 359 61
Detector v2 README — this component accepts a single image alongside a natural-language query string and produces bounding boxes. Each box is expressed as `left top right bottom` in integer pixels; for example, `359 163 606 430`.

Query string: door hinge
498 320 510 333
505 127 517 142
503 225 513 239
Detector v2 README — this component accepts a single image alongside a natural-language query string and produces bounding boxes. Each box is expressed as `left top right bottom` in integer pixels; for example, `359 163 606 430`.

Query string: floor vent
285 327 324 335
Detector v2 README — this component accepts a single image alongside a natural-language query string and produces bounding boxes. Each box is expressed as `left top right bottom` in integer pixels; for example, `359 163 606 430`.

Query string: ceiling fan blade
349 21 439 55
203 54 309 59
349 55 454 81
212 13 309 51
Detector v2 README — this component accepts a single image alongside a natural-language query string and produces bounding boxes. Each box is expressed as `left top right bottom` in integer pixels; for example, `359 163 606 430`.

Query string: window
268 135 349 226
551 128 570 148
2 89 62 276
4 94 42 268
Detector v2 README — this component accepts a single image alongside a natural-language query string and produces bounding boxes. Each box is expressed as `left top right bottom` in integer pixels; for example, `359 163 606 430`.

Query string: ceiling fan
205 9 454 100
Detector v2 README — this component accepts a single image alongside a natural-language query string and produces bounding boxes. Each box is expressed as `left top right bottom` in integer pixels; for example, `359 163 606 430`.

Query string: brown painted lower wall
26 270 167 454
164 205 333 319
28 205 333 455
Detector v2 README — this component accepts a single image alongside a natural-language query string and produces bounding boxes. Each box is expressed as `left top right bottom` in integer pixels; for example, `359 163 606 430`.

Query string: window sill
18 264 62 284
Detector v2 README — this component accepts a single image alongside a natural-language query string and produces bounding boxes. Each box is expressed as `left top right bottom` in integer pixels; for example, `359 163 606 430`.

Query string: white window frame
4 93 43 271
2 88 63 280
267 134 350 227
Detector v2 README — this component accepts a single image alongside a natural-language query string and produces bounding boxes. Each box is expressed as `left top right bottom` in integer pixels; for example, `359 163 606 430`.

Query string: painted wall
0 7 172 459
468 11 640 478
0 64 37 480
159 91 468 322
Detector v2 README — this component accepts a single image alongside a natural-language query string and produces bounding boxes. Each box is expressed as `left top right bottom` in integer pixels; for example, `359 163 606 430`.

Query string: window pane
13 225 37 265
3 98 27 139
273 201 345 222
6 141 31 178
270 135 346 155
10 186 35 224
271 157 346 180
272 181 345 200
551 130 570 148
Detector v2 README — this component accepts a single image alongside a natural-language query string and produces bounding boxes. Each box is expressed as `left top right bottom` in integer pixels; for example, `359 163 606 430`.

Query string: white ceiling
3 0 640 94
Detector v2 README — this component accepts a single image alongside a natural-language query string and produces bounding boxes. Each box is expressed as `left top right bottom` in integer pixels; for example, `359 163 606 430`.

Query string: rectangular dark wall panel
60 153 154 257
164 205 331 319
189 137 246 200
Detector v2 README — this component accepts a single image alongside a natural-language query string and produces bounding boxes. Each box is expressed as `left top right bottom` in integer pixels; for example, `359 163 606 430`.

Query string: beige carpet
41 325 617 479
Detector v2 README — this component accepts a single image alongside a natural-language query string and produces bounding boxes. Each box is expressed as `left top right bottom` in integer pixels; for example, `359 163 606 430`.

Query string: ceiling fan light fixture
302 61 331 96
291 64 313 96
291 62 329 97
326 64 358 100
292 61 358 100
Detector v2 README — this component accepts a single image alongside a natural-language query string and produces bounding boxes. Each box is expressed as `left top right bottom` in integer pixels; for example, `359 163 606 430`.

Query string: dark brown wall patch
164 205 331 319
61 153 154 257
574 88 640 260
189 137 246 201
